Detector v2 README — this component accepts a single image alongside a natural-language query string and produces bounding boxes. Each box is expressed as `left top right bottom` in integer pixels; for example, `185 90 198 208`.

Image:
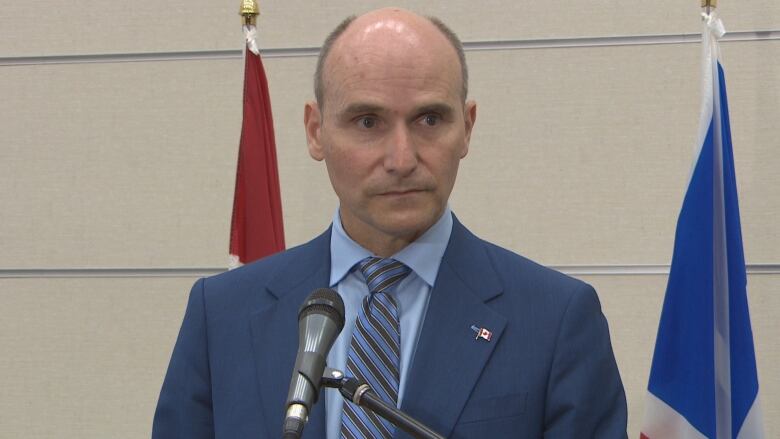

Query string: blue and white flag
640 11 763 439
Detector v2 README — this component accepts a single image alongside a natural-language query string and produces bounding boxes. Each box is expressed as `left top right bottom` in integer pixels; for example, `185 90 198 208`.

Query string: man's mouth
380 189 424 196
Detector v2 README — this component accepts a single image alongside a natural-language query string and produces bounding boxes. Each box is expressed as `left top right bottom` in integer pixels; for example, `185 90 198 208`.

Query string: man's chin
374 210 440 240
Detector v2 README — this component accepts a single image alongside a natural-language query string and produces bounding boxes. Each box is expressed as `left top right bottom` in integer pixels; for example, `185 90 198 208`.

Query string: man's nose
384 125 418 175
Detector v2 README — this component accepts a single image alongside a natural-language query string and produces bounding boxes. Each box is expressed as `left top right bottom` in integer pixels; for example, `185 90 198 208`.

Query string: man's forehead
325 66 460 117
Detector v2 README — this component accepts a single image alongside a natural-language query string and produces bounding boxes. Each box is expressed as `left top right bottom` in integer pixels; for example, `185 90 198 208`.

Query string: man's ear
304 101 325 161
461 100 477 158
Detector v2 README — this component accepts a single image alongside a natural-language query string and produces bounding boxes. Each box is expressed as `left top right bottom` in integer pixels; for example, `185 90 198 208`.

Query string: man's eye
421 114 440 126
357 116 377 129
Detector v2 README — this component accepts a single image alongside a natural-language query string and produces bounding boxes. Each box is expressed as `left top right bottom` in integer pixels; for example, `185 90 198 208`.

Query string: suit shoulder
478 238 594 301
468 237 606 347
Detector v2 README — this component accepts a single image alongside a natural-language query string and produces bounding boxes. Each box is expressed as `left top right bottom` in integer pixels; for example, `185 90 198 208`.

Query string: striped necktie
340 257 411 439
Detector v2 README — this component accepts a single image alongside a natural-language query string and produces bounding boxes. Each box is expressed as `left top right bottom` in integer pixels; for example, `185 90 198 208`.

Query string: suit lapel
399 219 507 438
249 229 331 439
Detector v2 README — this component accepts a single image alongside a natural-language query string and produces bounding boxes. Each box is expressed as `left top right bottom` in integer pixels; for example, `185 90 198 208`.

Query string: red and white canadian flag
229 24 286 268
478 328 492 342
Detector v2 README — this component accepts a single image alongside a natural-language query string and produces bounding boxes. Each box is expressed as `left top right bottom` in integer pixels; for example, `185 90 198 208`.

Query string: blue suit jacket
153 217 627 438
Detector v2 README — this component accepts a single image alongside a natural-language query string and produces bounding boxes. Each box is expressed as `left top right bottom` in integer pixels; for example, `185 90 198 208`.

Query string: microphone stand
321 368 445 439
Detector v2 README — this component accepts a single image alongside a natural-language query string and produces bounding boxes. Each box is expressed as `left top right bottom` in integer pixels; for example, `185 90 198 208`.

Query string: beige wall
1 1 778 437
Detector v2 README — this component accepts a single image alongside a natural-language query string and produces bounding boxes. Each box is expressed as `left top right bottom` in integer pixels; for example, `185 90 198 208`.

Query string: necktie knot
359 257 411 294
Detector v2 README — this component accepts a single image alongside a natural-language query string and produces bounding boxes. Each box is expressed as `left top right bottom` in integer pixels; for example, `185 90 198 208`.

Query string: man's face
305 15 476 253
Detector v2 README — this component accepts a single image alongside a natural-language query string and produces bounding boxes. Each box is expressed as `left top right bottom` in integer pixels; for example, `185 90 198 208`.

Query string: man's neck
342 227 420 258
335 207 452 257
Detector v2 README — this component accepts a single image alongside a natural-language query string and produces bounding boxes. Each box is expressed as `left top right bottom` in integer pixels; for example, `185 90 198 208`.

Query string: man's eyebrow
339 102 456 117
340 103 385 116
414 103 455 116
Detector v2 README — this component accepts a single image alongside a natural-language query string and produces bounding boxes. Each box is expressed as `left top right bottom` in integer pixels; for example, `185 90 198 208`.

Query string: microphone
283 288 345 439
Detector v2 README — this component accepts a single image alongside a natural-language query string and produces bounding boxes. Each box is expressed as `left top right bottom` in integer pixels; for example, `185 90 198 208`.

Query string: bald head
314 8 468 109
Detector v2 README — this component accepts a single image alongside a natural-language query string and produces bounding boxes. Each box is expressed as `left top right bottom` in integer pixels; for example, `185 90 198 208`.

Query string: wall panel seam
1 264 778 278
1 30 778 66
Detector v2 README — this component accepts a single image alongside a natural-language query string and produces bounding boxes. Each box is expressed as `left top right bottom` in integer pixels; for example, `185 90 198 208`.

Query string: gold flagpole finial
240 0 259 26
701 0 718 16
701 0 718 9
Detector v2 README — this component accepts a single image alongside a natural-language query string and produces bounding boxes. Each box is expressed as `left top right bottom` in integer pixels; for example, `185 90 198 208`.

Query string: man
153 8 627 438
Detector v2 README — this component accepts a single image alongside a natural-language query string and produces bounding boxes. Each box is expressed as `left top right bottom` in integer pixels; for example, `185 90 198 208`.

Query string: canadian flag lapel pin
470 325 492 342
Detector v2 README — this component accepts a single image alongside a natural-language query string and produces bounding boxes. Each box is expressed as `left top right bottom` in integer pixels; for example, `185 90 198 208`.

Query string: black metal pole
358 390 445 439
335 376 445 439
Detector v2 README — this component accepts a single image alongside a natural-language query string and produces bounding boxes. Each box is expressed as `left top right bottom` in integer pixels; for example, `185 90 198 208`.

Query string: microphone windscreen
298 288 345 330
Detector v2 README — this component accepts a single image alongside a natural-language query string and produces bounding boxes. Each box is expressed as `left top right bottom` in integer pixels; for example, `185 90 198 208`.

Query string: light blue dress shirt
324 207 453 439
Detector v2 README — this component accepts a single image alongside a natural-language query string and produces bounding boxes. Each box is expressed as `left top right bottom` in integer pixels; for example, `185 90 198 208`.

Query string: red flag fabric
229 48 285 265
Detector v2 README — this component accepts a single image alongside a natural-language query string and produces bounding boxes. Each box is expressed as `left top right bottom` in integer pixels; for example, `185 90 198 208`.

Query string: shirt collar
329 206 453 288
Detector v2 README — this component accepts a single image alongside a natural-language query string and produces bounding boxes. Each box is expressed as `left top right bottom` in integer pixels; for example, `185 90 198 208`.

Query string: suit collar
266 227 332 300
439 216 503 302
399 216 507 438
